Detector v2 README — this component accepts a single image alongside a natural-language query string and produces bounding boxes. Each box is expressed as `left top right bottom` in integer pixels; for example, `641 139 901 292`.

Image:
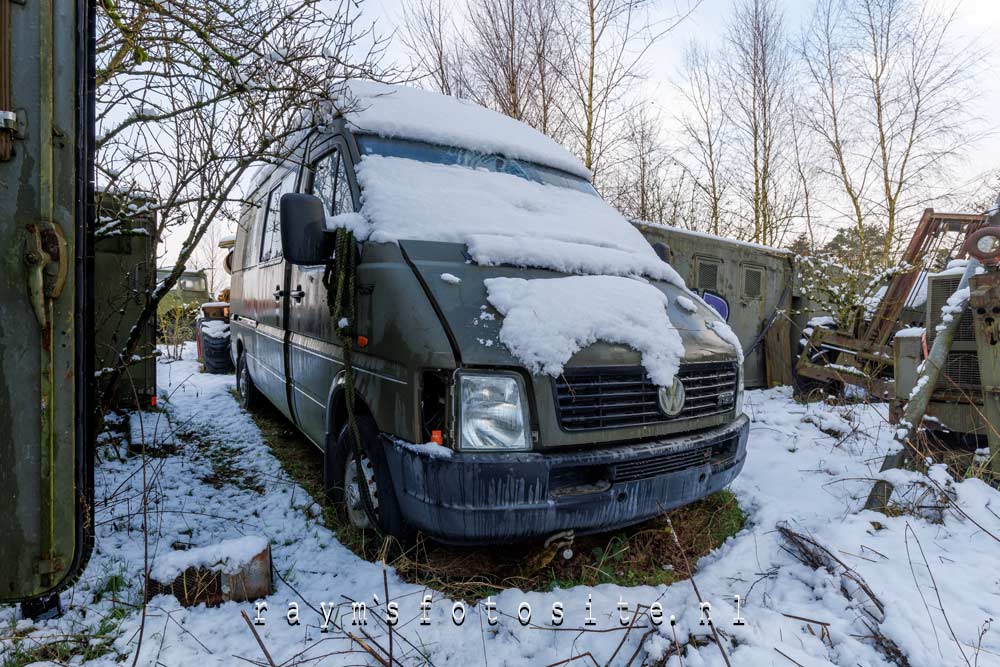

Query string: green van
229 82 749 543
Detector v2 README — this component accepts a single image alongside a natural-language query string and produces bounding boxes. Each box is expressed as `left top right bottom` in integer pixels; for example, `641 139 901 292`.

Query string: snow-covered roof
633 219 793 257
335 81 589 179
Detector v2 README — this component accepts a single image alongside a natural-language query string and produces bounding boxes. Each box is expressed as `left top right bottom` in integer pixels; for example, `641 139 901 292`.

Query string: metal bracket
23 222 68 327
0 109 14 129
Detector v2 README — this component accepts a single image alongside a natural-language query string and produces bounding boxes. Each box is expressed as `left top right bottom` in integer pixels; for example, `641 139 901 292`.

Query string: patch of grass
1 607 128 667
246 395 746 601
2 634 121 667
177 424 265 494
93 572 128 604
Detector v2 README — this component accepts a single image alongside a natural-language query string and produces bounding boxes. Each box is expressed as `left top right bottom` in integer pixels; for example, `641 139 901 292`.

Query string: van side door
247 169 296 418
286 139 357 446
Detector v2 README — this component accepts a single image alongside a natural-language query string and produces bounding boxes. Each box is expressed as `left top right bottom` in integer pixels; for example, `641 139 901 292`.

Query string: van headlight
457 372 531 451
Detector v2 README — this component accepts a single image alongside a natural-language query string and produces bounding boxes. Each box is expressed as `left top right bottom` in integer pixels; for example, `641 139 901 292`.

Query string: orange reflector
357 335 369 348
430 430 444 445
151 395 157 408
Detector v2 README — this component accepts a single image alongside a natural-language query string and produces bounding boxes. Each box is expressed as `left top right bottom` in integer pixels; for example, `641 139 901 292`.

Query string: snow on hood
352 155 683 285
335 81 589 179
484 276 684 386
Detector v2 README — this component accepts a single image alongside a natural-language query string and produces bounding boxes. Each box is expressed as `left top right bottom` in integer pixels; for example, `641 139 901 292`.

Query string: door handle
290 287 305 303
274 286 284 301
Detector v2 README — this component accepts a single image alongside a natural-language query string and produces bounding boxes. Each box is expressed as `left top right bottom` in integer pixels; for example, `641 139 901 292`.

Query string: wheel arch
324 372 373 453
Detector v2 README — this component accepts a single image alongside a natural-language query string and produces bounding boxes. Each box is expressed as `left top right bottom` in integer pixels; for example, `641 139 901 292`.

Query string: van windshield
356 135 598 196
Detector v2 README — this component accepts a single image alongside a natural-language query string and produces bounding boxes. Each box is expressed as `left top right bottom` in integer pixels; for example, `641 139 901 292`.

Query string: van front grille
553 362 738 431
611 435 740 482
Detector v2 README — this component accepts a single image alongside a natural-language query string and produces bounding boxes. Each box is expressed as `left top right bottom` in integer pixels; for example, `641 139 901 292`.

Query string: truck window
313 149 355 215
742 265 764 299
696 257 721 293
259 171 296 262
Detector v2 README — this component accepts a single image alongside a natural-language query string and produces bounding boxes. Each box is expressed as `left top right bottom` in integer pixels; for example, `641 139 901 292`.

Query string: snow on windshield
336 81 588 179
351 155 683 285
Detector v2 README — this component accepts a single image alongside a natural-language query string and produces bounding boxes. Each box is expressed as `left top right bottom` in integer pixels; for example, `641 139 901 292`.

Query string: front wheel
325 414 415 545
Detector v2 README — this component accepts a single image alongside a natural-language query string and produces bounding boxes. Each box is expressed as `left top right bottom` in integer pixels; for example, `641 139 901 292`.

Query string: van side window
239 198 264 269
260 171 296 263
313 149 355 216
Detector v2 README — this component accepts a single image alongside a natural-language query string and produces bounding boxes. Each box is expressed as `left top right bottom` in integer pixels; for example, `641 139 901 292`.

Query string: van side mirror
280 193 333 265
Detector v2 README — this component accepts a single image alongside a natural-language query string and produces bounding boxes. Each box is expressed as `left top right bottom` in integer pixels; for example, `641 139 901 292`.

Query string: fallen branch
240 609 276 667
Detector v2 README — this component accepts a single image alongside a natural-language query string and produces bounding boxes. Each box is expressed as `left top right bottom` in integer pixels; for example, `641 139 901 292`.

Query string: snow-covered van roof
334 81 589 179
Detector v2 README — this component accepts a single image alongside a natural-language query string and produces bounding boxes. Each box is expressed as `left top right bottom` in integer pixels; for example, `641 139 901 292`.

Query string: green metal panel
94 195 157 407
0 0 93 600
969 271 1000 474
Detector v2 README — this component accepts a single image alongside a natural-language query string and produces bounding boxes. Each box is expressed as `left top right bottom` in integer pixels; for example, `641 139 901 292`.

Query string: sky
174 0 1000 273
364 0 1000 176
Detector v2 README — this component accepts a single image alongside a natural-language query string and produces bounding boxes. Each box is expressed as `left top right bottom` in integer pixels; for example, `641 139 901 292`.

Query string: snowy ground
3 344 999 666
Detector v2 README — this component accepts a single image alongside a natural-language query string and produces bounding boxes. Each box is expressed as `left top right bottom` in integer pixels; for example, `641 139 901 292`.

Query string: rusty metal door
0 0 94 601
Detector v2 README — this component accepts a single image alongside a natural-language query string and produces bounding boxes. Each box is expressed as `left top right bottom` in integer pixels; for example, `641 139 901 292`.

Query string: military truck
1 0 94 606
94 193 157 408
156 268 211 344
156 268 211 314
634 222 832 389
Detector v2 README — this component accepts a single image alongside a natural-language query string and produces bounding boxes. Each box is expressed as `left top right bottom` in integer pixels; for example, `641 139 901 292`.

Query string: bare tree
610 102 672 222
526 0 568 138
675 41 731 236
724 0 797 246
464 0 536 120
399 0 467 96
191 216 232 298
95 0 387 404
556 0 700 185
801 0 979 268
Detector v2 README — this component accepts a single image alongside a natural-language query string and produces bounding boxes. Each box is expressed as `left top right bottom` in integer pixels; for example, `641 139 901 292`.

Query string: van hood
399 240 739 371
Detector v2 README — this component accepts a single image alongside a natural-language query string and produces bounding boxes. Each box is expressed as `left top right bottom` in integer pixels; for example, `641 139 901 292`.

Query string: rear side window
312 149 355 216
260 171 296 263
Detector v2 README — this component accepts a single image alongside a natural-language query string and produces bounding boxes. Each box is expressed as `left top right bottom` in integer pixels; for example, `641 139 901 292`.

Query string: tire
236 352 262 412
202 323 234 374
325 414 415 545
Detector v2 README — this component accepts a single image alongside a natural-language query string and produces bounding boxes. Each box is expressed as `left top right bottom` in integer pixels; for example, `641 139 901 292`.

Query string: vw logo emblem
658 377 686 417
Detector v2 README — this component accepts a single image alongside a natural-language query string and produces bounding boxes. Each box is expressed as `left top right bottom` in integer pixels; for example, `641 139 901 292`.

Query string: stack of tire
199 318 234 374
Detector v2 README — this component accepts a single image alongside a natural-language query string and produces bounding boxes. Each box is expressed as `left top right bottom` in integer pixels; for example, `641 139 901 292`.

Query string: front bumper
382 414 750 543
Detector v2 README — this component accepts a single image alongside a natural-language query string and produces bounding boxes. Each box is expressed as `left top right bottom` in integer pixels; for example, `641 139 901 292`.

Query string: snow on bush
484 276 684 386
355 155 682 284
336 81 588 178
